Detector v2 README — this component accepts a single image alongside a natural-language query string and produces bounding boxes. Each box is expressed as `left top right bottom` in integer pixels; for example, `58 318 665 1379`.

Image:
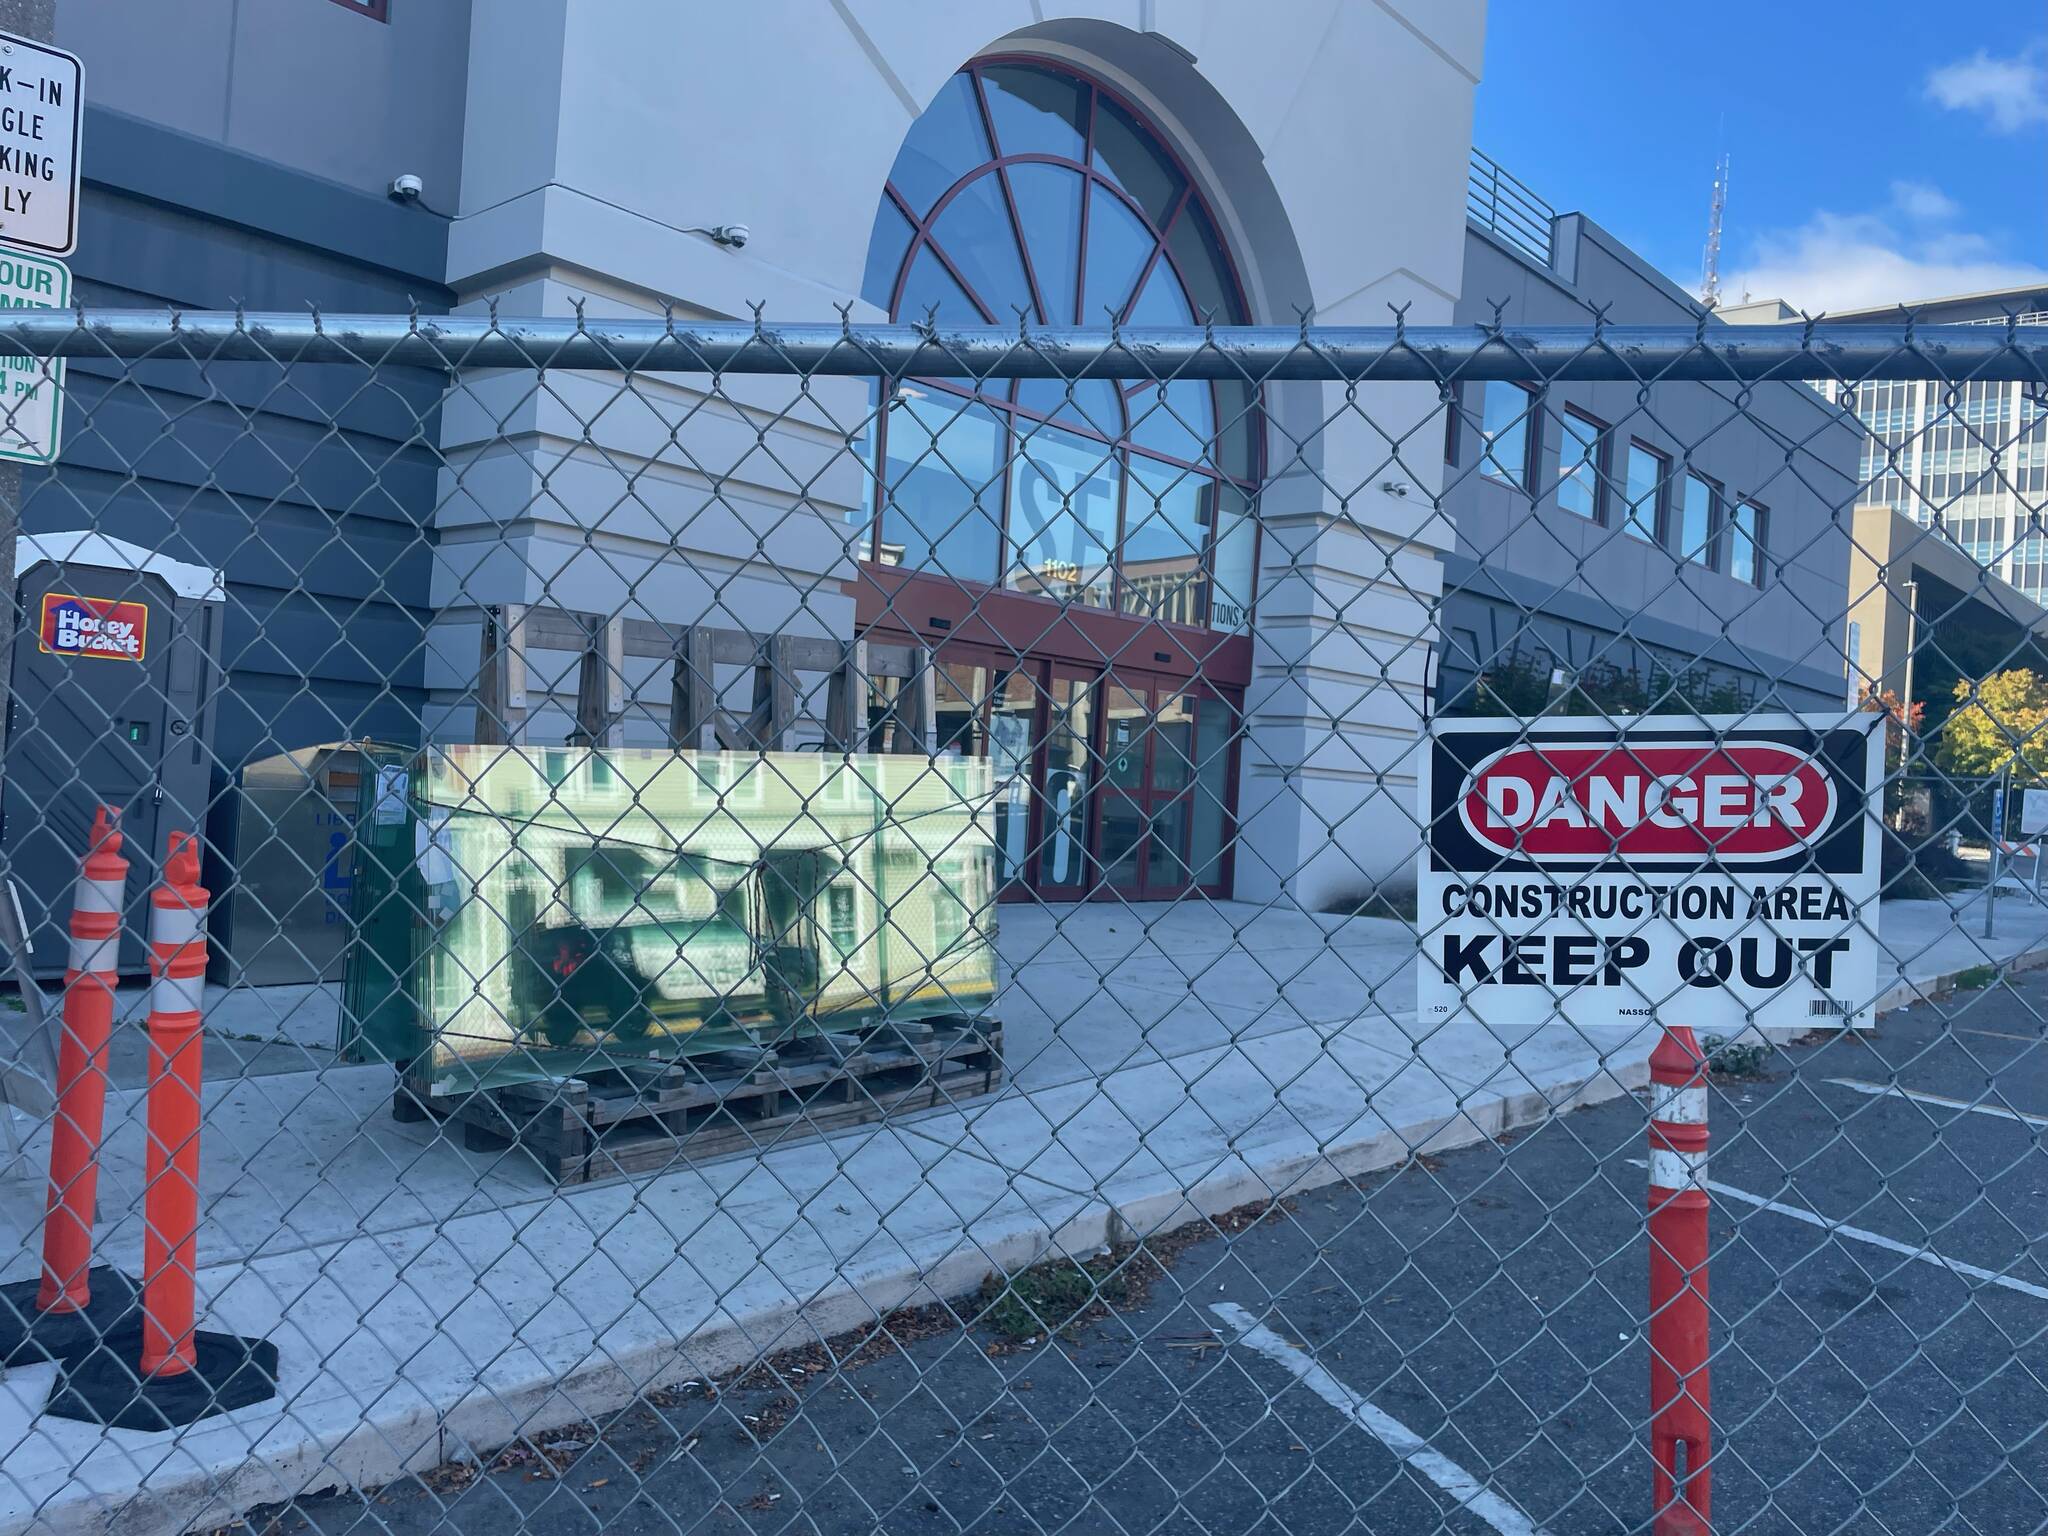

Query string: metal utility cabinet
2 534 223 977
208 743 373 987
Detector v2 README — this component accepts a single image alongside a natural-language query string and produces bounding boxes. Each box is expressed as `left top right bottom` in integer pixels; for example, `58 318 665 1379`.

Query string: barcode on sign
1809 998 1855 1017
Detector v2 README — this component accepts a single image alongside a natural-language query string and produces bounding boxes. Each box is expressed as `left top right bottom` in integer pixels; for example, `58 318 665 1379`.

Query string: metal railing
12 308 2048 378
1468 146 1557 266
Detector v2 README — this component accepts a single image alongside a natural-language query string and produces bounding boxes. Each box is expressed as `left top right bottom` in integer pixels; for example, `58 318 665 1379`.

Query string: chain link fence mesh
0 308 2040 1533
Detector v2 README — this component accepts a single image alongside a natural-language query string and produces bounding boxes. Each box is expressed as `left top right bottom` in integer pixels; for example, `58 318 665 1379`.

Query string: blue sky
1471 1 2048 312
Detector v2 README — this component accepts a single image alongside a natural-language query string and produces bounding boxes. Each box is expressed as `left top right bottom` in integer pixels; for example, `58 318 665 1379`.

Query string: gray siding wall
32 106 454 769
1440 216 1857 711
54 0 471 205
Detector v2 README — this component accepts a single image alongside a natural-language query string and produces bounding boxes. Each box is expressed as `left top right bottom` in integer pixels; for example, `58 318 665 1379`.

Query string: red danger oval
1456 741 1837 864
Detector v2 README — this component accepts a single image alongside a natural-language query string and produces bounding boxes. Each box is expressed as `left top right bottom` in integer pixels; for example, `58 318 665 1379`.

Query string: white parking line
1625 1160 2048 1302
1210 1301 1550 1536
1955 1027 2045 1045
1825 1076 2048 1128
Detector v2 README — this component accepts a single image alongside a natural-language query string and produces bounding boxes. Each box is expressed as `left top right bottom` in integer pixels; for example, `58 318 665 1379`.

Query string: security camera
388 173 425 203
708 223 750 249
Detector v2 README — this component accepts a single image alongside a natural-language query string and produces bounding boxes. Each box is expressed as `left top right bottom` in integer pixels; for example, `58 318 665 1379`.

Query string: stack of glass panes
342 746 997 1096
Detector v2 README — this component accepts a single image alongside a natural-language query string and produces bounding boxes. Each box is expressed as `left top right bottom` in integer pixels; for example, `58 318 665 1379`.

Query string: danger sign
1418 714 1884 1032
38 591 146 660
1460 741 1838 864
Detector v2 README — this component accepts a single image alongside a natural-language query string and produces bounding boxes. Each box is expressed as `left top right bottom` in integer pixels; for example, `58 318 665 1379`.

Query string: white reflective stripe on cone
67 933 118 974
1650 1084 1709 1125
148 972 205 1017
149 905 204 945
71 877 125 915
1649 1147 1707 1192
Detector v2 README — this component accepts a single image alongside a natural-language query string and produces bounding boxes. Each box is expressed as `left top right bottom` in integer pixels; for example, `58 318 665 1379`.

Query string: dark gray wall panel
26 168 451 769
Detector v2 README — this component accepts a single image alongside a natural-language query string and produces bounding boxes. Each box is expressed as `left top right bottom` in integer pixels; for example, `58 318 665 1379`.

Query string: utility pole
0 0 59 1369
1987 768 2008 941
1897 578 1920 833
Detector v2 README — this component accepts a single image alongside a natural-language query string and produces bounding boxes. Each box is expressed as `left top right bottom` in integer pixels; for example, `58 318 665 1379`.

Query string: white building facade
431 1 1484 913
64 0 1486 915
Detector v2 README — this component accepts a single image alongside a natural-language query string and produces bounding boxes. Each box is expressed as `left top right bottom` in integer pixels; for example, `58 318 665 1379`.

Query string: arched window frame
858 54 1263 634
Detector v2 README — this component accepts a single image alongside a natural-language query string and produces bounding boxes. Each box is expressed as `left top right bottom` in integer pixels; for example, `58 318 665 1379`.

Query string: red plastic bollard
1648 1023 1713 1536
36 806 128 1315
139 831 208 1379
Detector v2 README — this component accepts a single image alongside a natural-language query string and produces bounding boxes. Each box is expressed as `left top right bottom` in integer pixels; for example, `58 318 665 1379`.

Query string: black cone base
44 1326 279 1430
0 1269 142 1366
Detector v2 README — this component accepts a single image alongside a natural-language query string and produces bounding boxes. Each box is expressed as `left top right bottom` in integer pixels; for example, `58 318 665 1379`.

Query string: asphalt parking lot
266 970 2048 1536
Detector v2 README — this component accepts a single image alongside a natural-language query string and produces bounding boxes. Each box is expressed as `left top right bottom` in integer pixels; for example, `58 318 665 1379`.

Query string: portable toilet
2 533 224 977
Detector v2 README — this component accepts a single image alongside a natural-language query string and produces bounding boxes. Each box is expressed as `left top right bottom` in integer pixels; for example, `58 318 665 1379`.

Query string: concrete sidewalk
2 892 2046 1535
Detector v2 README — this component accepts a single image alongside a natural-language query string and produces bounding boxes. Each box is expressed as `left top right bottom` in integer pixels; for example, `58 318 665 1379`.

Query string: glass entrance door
916 647 1234 903
1095 679 1152 895
1031 668 1096 898
988 668 1037 889
1092 673 1240 901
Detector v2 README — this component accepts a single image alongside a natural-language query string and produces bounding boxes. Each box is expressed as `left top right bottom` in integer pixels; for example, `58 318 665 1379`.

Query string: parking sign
0 245 64 463
0 32 80 258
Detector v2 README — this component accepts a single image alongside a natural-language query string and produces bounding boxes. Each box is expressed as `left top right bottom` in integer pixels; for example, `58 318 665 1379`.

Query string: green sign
0 247 65 464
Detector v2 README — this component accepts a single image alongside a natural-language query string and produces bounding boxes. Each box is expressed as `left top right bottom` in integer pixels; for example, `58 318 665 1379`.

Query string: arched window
858 59 1259 633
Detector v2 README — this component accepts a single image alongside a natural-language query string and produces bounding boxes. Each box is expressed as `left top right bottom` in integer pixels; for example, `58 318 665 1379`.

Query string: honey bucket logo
38 592 147 661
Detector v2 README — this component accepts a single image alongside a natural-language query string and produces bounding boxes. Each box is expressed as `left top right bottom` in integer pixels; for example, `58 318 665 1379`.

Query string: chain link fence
0 308 2042 1534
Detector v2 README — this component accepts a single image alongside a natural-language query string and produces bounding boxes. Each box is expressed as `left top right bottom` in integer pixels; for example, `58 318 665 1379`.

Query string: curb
1868 940 2048 1017
12 1035 1657 1536
1730 938 2048 1047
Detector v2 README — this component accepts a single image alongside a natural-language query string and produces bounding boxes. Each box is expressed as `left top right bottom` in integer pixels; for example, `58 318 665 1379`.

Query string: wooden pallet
403 1016 1002 1186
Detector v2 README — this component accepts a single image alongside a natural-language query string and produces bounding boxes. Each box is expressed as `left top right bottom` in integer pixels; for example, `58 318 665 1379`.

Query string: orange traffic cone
0 807 141 1364
47 832 277 1430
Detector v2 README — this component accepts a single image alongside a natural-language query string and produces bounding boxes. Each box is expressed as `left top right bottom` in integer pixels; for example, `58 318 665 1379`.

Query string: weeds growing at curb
1702 1034 1773 1081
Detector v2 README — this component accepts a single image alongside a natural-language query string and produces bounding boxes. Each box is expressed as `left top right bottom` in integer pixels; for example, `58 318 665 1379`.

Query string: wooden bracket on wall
668 625 720 752
741 635 797 751
570 614 626 748
474 603 529 746
475 601 935 756
891 643 937 756
824 638 870 751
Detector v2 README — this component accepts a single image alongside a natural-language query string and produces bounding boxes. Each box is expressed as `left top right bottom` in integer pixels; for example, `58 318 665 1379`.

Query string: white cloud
1926 45 2048 133
1888 179 1959 222
1724 183 2048 313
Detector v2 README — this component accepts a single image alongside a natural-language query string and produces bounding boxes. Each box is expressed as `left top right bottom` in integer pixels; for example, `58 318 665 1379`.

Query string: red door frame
1088 669 1242 903
874 617 1244 904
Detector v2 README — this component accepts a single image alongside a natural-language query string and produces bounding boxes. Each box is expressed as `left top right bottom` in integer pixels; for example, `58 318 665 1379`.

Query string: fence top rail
9 309 2048 382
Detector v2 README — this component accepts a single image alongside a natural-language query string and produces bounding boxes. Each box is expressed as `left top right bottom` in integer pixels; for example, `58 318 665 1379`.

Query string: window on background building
2020 395 2048 497
1478 381 1536 491
856 60 1259 633
1728 500 1767 587
1623 441 1667 542
1679 472 1718 567
1556 407 1609 520
1728 501 1777 585
325 0 389 16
